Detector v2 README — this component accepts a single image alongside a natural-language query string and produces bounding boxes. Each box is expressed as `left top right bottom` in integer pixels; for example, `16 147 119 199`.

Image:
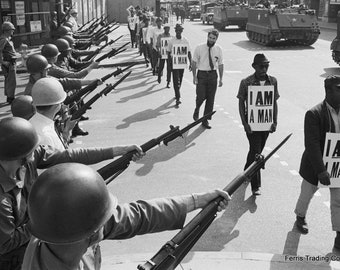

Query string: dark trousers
244 131 269 190
194 70 218 119
172 69 184 101
1 62 16 98
158 58 172 83
128 28 136 47
151 48 159 73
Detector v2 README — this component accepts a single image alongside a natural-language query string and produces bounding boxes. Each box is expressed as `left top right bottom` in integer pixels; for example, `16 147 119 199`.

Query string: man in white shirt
150 17 164 75
191 29 224 129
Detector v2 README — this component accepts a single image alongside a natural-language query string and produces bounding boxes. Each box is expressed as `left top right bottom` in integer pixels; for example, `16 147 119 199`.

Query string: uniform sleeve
103 197 187 240
48 65 89 79
58 78 82 91
33 145 114 169
0 194 30 254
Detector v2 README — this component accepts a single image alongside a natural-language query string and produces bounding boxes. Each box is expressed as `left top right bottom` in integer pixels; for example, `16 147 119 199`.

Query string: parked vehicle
246 5 320 46
189 6 202 21
331 10 340 64
201 2 216 24
213 1 249 31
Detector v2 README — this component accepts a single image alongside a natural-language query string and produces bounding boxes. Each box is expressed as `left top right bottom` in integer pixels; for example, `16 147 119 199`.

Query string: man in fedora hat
237 53 279 196
167 23 192 107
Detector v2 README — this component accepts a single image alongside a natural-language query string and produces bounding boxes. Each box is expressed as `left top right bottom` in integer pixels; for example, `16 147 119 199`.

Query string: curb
100 251 340 270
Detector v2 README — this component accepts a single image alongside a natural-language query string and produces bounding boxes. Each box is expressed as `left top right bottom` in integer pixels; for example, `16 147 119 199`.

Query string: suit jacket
299 100 336 186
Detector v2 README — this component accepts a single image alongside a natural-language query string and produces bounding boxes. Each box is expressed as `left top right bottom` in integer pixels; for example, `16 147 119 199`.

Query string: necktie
208 46 214 70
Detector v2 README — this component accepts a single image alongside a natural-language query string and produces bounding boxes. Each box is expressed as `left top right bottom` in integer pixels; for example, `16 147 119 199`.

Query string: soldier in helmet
41 43 97 79
54 38 95 72
0 21 17 104
0 117 144 270
11 95 36 120
22 163 230 269
29 77 75 149
24 54 99 137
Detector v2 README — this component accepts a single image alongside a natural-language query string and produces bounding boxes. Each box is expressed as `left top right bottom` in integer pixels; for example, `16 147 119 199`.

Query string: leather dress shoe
72 126 89 137
80 115 89 121
202 121 211 129
296 216 308 234
252 188 261 196
193 110 199 121
6 97 14 104
166 82 170 88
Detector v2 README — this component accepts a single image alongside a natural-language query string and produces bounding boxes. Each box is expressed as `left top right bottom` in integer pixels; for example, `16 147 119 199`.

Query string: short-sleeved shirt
237 73 279 116
151 27 164 50
192 43 223 71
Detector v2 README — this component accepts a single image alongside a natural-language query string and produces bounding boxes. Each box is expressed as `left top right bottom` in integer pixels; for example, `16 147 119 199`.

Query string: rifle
93 25 119 43
137 133 292 270
98 111 217 184
81 38 116 62
64 63 135 106
78 16 98 32
95 42 130 62
71 70 131 120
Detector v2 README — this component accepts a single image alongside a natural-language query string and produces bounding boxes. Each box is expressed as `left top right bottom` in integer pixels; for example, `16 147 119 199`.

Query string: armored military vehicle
330 11 340 65
213 1 249 31
246 6 320 46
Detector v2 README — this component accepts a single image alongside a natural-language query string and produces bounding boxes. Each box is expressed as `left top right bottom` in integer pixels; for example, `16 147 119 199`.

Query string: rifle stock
137 133 292 270
98 111 216 184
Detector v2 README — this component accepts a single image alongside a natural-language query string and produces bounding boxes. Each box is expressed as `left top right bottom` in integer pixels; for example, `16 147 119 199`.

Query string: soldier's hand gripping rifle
64 63 136 106
95 42 130 62
98 111 217 184
137 133 292 270
71 70 131 121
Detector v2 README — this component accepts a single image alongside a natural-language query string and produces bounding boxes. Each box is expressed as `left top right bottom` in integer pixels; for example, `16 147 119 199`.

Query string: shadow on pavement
116 99 175 129
182 182 257 260
134 125 206 176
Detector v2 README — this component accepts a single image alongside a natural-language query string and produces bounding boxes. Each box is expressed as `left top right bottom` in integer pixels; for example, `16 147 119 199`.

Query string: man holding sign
167 24 192 107
156 23 172 87
294 75 340 254
237 54 279 196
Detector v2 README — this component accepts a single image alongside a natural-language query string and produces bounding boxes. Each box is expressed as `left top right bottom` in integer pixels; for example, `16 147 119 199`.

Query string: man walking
167 24 192 107
237 54 279 196
191 29 223 129
156 23 172 88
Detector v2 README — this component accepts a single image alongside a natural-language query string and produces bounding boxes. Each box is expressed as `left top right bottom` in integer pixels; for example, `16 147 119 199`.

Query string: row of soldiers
0 10 231 270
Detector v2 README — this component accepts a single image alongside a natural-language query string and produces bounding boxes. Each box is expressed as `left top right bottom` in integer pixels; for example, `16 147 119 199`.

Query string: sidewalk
101 251 340 270
318 20 337 31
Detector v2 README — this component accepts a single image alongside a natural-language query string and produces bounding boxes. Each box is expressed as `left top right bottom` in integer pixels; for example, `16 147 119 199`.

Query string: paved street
1 19 340 269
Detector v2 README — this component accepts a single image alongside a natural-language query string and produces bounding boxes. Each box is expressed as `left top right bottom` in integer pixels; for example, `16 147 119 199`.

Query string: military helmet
32 77 66 106
28 163 116 244
61 35 75 46
0 117 39 161
55 38 72 52
57 25 72 36
2 22 15 31
26 54 51 74
41 44 60 58
11 95 36 120
63 21 74 29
